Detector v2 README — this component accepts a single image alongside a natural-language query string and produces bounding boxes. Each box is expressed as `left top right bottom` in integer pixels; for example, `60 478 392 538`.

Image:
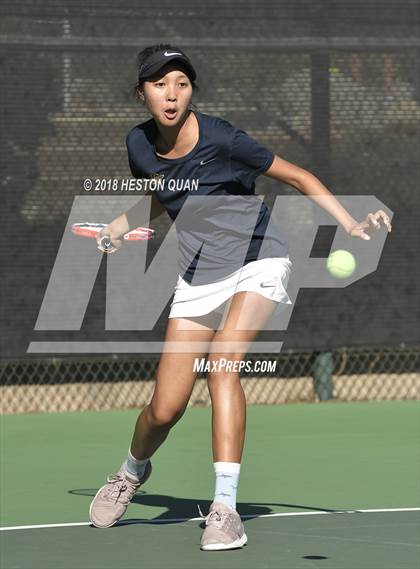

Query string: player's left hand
348 210 392 241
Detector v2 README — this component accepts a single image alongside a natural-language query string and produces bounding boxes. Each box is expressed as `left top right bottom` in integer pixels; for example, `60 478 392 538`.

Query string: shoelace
197 504 230 529
104 473 134 504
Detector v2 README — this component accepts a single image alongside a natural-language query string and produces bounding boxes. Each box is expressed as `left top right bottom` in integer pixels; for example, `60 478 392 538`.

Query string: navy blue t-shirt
126 109 288 285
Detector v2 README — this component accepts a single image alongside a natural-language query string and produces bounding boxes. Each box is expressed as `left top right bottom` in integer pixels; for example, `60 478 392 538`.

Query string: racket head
123 227 155 241
71 222 154 241
71 222 107 239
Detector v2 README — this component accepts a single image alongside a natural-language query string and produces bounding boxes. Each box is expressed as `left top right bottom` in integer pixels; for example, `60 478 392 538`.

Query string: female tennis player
88 44 392 550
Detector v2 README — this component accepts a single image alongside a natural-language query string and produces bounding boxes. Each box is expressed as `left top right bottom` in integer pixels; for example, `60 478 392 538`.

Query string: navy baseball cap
138 48 196 82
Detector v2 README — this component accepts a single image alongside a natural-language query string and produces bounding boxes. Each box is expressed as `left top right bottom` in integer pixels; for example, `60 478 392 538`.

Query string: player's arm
126 190 166 229
263 155 392 239
106 191 165 235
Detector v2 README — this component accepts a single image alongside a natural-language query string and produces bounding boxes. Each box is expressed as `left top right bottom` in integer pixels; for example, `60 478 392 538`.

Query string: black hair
132 43 199 107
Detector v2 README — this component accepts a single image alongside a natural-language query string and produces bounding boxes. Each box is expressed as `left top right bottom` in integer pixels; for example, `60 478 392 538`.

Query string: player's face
141 63 193 126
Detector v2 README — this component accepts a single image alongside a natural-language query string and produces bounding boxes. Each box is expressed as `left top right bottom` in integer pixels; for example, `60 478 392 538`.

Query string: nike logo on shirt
200 157 217 166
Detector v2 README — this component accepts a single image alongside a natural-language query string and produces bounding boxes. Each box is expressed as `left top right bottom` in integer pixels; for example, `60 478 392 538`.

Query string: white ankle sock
213 461 241 511
122 448 149 481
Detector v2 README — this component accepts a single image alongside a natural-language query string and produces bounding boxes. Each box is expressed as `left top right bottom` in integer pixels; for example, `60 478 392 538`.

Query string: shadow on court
69 488 353 525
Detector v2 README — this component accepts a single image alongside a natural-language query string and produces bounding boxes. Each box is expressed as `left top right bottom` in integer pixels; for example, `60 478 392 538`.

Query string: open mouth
164 109 177 120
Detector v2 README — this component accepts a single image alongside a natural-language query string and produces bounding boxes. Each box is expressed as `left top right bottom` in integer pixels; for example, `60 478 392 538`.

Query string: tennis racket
71 222 154 252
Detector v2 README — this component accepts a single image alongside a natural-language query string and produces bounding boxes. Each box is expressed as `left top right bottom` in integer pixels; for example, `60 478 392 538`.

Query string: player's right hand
96 227 123 254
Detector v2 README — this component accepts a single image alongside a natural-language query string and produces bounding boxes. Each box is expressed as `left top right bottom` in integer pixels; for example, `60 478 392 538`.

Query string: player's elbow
264 155 310 190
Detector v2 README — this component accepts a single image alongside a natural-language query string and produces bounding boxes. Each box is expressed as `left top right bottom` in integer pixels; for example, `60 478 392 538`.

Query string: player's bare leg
207 291 278 462
89 316 216 528
130 316 217 459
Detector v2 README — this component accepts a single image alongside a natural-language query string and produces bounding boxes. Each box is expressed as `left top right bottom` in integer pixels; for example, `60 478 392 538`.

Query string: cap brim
139 56 196 82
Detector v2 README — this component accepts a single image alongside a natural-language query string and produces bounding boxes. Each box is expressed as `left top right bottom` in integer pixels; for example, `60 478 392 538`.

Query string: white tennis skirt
168 256 292 319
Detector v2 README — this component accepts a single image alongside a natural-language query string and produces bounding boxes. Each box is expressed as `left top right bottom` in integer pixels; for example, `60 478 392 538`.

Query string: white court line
1 507 419 532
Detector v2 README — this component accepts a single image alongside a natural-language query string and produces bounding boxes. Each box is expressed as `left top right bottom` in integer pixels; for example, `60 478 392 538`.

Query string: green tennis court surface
1 401 419 568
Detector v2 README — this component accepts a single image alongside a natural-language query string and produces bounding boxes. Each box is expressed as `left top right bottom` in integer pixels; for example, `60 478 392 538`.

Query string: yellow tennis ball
326 250 356 278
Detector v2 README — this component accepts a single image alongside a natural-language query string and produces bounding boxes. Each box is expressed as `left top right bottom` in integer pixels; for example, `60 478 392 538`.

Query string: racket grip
99 235 113 250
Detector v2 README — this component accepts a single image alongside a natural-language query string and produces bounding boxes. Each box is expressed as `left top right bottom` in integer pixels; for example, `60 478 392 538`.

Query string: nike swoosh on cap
260 281 277 288
164 51 183 56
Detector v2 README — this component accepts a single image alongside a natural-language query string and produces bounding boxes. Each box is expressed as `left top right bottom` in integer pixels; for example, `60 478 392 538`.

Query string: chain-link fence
1 347 418 414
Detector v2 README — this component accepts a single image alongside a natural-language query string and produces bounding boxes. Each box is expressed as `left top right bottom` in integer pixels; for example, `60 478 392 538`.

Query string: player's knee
206 352 245 386
209 333 248 363
149 403 184 429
